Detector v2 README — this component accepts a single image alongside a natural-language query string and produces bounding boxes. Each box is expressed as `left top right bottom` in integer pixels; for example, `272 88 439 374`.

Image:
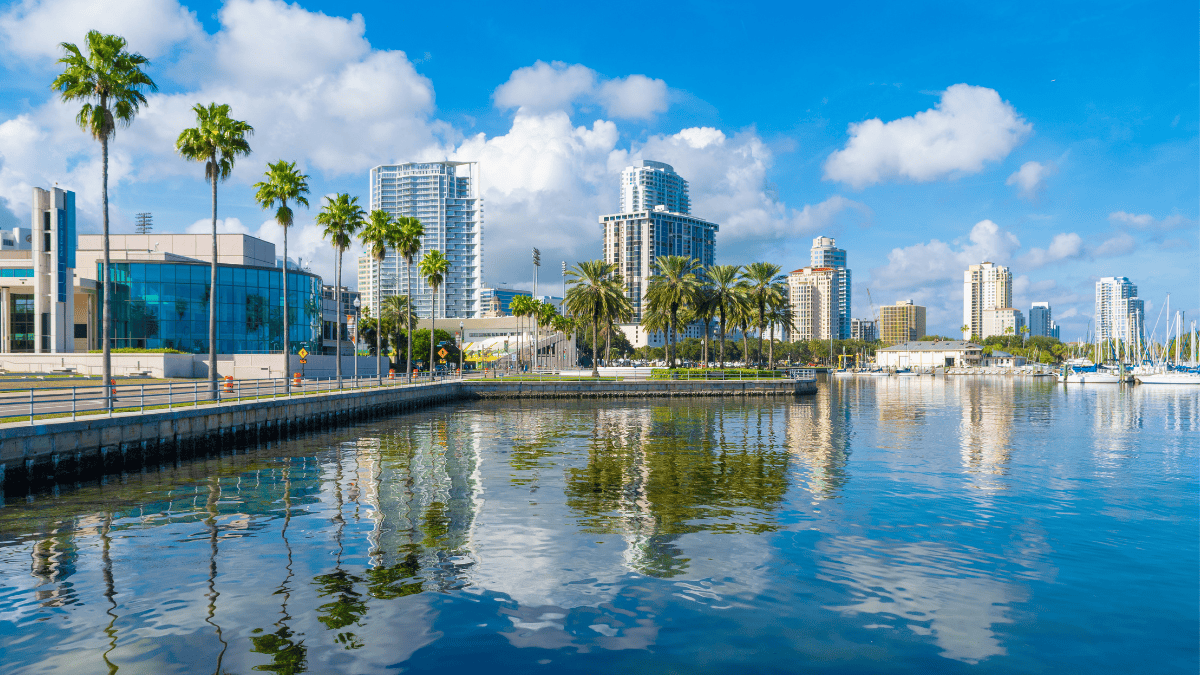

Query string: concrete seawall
0 378 815 494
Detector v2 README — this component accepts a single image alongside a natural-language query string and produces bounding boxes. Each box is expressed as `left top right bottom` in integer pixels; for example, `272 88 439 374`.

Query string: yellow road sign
438 348 448 358
298 347 309 359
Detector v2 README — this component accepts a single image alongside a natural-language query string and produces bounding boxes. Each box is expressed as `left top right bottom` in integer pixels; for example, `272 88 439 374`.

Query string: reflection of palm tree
251 464 307 674
313 448 366 650
205 477 229 674
101 512 118 675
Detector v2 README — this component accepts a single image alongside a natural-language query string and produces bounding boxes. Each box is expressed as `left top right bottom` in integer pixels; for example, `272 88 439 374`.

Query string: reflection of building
785 387 851 499
1095 276 1144 346
601 161 719 348
850 318 876 342
788 267 841 341
366 161 482 319
880 300 926 344
963 262 1011 339
810 236 852 339
76 233 322 354
982 307 1025 339
876 341 982 368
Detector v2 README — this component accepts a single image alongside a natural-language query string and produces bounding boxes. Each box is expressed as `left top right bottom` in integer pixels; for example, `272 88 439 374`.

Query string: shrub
649 368 784 379
87 348 187 354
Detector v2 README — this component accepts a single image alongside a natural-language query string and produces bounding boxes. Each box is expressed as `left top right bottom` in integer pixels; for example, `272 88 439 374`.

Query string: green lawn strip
477 376 622 382
648 368 785 380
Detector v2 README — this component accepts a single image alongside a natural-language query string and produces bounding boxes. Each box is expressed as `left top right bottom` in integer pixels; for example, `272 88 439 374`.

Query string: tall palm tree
732 284 755 366
53 31 156 406
419 250 450 378
509 295 535 370
765 294 792 369
707 264 742 368
176 103 253 400
316 193 365 388
742 262 786 368
692 286 717 367
536 302 559 369
253 161 309 391
394 217 424 382
565 260 624 377
644 255 701 369
359 210 393 383
382 294 415 359
551 314 573 369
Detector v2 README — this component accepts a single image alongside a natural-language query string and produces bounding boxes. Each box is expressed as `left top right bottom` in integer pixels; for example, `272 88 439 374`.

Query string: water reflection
785 383 852 499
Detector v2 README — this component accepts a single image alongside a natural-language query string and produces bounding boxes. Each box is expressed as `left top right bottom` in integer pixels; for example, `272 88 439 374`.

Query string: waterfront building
963 262 1012 339
1028 302 1053 338
879 300 927 344
601 161 719 348
787 267 841 341
366 161 482 319
621 160 690 215
1095 276 1144 346
810 236 852 339
982 307 1025 339
850 318 877 342
320 285 359 355
876 340 982 368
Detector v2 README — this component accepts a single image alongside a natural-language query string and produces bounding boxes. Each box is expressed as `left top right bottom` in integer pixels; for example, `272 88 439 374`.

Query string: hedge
649 368 784 379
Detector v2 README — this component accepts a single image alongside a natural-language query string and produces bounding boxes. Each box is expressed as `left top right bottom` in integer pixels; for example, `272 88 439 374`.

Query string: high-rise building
810 236 852 339
787 267 842 341
601 162 718 348
1095 277 1144 347
963 262 1012 339
850 318 877 342
1028 302 1055 338
983 308 1025 339
880 300 927 344
365 161 482 319
620 160 690 215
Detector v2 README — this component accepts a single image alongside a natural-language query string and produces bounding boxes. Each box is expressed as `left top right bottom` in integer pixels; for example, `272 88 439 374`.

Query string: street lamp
353 296 360 384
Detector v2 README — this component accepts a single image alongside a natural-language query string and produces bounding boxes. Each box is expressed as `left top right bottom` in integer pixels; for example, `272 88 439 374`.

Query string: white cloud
824 84 1032 189
493 61 668 120
1093 233 1136 257
1019 232 1082 268
184 217 250 235
1108 210 1193 233
1005 160 1056 200
0 0 202 60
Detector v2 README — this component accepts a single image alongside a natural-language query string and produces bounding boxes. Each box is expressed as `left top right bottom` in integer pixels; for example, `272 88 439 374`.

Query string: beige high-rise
963 262 1011 339
880 300 926 344
788 267 841 341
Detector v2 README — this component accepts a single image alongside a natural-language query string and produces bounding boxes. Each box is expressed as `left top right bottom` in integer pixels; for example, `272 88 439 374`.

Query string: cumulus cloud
872 219 1020 291
184 217 250 235
1092 233 1137 257
1005 160 1056 200
1108 211 1193 233
824 84 1032 189
0 0 203 60
494 60 668 119
1019 232 1082 268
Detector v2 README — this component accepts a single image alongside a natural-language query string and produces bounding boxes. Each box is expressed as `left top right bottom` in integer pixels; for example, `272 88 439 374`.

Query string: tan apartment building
963 262 1011 339
880 300 926 344
788 267 841 341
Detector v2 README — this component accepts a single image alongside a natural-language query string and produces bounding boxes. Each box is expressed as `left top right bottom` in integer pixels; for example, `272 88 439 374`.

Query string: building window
74 323 87 339
10 295 33 352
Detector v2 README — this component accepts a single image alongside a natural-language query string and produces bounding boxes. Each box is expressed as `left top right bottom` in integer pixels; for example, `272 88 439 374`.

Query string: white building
788 267 841 341
620 160 690 215
876 341 983 369
365 161 482 319
963 262 1012 339
601 161 718 348
810 236 851 339
982 307 1025 339
1095 276 1144 347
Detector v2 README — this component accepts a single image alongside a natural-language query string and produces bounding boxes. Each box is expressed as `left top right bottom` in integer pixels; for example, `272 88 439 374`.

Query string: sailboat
1136 302 1200 384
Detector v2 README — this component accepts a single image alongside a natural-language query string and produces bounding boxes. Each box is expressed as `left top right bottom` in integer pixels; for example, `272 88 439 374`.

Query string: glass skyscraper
366 162 483 319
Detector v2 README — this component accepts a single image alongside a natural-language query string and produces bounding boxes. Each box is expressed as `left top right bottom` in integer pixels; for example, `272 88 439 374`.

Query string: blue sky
0 0 1195 338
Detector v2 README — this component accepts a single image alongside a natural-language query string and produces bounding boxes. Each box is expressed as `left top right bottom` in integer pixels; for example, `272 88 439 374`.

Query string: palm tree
316 193 365 388
53 31 156 406
731 284 755 366
692 286 717 367
394 217 425 382
253 160 309 390
742 262 786 368
359 210 393 383
565 261 624 377
707 265 742 368
640 305 671 362
551 314 574 369
419 250 450 378
960 324 971 341
765 294 792 369
382 295 415 359
176 103 253 400
644 255 701 369
508 295 533 370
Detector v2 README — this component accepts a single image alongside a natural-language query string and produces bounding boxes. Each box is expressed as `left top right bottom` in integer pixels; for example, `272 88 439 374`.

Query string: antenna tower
135 212 153 234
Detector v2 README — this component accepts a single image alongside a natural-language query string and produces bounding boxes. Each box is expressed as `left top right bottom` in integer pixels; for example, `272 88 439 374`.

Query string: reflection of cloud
821 536 1021 664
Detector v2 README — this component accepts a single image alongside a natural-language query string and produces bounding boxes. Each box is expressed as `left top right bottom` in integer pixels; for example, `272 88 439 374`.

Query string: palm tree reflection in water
250 464 307 675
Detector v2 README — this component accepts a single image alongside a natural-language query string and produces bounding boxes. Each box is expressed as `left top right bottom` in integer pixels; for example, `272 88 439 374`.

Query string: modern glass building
99 261 322 354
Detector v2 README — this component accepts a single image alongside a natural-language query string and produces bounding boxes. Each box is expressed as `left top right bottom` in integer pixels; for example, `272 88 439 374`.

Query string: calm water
1 378 1196 674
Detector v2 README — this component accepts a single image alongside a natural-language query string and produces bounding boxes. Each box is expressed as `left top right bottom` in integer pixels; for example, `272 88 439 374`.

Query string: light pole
459 320 464 377
532 247 541 372
352 297 360 384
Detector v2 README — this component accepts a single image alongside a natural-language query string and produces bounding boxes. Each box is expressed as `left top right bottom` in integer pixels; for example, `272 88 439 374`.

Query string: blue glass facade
99 261 322 354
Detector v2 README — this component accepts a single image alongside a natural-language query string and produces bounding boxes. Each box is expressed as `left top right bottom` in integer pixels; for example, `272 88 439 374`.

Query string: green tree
316 193 365 387
707 264 742 368
741 262 786 368
254 160 310 390
382 294 415 368
643 255 702 369
53 31 157 405
565 260 625 377
394 217 424 382
176 102 253 400
419 250 450 375
359 210 394 382
509 294 536 369
765 292 792 369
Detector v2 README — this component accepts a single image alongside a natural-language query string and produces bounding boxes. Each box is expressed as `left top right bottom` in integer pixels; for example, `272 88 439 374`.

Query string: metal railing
0 373 464 426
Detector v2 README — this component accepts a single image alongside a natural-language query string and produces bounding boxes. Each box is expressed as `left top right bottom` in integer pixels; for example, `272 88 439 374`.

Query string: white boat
1136 371 1200 385
1062 367 1122 384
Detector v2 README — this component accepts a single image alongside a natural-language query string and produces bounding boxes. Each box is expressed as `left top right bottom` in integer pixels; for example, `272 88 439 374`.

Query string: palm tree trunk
758 302 765 368
282 222 290 392
429 287 436 379
101 132 112 410
702 320 709 367
719 308 726 368
742 327 749 368
769 323 775 369
335 249 342 388
591 315 599 377
669 308 677 369
375 262 382 384
406 258 413 383
209 159 218 401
